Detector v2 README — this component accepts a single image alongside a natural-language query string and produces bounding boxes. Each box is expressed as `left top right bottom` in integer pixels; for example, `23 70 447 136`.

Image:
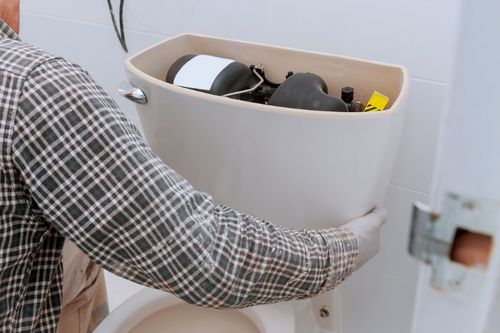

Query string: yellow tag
364 91 390 112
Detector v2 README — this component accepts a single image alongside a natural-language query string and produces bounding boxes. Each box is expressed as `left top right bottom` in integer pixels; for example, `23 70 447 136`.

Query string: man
0 1 386 332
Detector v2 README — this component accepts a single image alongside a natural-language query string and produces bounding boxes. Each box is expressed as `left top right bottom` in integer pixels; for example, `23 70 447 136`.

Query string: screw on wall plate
429 212 441 222
319 306 330 318
463 201 475 210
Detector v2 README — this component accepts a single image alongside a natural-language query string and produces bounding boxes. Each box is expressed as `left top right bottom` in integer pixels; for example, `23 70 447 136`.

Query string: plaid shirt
0 20 358 332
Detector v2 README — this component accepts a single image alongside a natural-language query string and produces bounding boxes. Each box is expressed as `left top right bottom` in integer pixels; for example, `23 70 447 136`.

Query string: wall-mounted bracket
409 193 499 297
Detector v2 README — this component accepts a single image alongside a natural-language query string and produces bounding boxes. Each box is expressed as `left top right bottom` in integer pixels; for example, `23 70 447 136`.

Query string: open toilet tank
99 34 409 333
123 33 408 228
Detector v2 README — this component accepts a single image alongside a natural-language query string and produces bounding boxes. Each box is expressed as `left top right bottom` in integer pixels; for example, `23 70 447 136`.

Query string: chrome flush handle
117 81 147 105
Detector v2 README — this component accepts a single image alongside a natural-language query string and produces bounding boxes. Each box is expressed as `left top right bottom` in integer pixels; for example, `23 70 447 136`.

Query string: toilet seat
94 287 295 333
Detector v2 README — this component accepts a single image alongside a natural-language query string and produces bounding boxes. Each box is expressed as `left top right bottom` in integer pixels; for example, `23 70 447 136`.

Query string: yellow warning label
364 91 390 112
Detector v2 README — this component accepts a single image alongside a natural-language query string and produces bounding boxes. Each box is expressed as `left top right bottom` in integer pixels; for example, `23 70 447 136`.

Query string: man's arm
12 57 359 308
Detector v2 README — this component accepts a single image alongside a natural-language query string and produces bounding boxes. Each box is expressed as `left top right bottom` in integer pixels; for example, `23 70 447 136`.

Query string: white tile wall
20 0 73 18
20 14 78 63
391 79 449 193
341 267 417 333
22 0 462 82
366 185 427 283
19 0 462 330
265 0 462 83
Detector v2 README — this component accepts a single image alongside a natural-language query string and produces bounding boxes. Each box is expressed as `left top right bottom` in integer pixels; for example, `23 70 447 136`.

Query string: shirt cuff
318 228 359 292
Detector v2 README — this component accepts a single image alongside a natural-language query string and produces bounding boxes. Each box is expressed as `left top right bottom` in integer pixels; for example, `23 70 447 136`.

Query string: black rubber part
165 54 197 84
268 73 349 112
341 86 354 103
210 61 258 97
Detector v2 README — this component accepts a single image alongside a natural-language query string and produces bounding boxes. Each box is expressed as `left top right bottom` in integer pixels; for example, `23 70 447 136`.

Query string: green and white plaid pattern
0 21 358 332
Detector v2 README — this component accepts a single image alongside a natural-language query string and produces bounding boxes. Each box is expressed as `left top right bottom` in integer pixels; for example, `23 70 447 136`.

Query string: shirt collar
0 19 20 41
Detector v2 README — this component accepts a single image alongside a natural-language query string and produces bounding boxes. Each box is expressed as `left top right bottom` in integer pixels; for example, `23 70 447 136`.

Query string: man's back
0 22 65 332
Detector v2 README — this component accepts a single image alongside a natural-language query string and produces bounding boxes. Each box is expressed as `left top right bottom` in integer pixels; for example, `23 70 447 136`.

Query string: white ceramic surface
94 287 295 333
124 33 408 228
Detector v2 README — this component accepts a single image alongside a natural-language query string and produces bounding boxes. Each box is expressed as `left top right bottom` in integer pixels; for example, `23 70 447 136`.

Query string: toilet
94 287 295 333
101 34 408 332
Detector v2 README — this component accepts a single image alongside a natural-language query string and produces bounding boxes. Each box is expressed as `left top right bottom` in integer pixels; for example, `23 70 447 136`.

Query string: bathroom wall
412 0 500 330
19 1 462 332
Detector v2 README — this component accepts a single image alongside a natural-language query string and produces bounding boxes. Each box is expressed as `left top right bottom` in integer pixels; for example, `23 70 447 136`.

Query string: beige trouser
56 240 109 333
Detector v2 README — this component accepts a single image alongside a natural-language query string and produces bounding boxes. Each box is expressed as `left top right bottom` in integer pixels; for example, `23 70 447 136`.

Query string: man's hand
341 208 387 270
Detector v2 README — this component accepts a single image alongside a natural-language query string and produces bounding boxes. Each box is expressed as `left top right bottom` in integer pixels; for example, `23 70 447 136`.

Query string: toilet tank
124 33 408 228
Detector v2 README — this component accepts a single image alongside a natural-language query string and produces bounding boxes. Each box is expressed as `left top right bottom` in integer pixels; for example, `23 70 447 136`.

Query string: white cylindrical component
172 55 234 90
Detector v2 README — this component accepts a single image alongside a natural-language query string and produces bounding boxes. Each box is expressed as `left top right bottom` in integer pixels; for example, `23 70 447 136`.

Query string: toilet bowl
94 287 295 333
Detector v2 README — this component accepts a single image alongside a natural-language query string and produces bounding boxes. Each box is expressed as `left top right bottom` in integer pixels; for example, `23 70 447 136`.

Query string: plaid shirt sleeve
12 57 358 308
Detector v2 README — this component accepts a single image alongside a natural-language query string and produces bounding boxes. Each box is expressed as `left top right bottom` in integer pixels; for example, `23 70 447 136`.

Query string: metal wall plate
409 193 499 297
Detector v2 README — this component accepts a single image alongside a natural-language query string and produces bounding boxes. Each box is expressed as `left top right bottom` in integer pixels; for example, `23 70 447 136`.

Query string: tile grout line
362 266 419 289
22 10 171 38
410 76 449 86
388 183 430 196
